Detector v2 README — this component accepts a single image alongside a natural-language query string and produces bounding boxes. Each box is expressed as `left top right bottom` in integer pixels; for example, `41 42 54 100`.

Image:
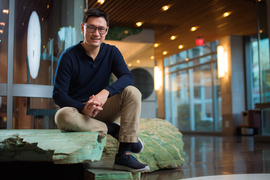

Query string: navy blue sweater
53 42 134 112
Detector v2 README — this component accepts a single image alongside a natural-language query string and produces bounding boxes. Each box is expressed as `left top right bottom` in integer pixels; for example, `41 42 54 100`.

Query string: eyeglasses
84 24 107 34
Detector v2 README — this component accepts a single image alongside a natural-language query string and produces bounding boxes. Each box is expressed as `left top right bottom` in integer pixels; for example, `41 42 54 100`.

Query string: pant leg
54 107 107 139
95 86 142 143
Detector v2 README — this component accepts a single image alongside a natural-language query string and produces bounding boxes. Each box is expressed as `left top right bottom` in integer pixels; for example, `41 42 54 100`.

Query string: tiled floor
141 135 270 180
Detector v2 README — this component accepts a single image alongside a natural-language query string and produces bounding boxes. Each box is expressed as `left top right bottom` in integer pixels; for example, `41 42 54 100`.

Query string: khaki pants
54 86 141 143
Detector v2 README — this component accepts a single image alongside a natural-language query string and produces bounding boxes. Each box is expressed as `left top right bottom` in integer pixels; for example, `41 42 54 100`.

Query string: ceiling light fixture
162 5 170 11
136 22 143 27
136 60 140 63
178 45 183 49
154 43 159 47
97 0 105 4
163 51 167 55
128 63 132 67
3 9 9 14
223 12 231 17
151 56 155 59
191 26 198 31
170 36 176 40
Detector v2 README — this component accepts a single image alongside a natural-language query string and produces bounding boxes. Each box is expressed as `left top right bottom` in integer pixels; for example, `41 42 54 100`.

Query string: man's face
81 16 108 48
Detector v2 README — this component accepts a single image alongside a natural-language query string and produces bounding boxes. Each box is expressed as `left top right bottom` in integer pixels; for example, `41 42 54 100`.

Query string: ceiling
88 0 259 61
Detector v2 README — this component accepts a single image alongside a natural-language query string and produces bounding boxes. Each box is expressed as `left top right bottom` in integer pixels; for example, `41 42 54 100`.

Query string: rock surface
102 118 186 172
0 129 106 164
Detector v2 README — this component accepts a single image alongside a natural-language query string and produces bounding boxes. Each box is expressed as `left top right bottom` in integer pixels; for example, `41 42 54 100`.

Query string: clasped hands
81 89 109 117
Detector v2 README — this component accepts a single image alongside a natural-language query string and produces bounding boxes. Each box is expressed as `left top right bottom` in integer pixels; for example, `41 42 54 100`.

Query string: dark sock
117 142 132 156
106 123 120 138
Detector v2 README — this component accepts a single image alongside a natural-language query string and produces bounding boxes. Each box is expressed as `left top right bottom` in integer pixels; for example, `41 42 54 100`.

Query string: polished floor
141 135 270 180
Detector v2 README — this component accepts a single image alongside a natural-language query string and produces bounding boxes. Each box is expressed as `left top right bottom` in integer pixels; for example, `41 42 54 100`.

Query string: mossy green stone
102 118 186 172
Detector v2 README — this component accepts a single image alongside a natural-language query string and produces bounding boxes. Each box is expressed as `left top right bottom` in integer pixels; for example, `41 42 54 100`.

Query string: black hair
83 7 109 26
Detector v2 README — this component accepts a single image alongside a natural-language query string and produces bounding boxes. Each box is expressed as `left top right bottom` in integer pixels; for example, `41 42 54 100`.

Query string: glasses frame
83 24 108 34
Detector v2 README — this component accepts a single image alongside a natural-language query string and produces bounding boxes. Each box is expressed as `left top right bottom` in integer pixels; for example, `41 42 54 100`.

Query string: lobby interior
0 0 270 179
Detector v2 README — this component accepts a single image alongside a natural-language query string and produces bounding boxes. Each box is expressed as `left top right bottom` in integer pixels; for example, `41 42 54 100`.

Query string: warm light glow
136 60 140 63
47 5 49 9
0 22 5 26
178 45 183 49
191 26 198 31
260 30 263 33
136 22 143 27
163 51 167 55
185 58 189 61
128 63 132 67
97 0 105 4
223 12 231 17
3 9 9 14
154 43 159 47
0 30 3 34
162 5 170 11
154 66 162 90
22 23 24 26
217 46 228 78
170 36 176 40
124 30 129 34
151 56 155 59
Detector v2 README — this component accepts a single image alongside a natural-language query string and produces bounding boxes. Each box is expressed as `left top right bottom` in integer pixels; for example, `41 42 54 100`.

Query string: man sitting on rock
52 7 150 173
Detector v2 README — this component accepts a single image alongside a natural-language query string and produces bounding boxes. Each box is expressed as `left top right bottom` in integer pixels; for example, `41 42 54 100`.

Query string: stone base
0 129 106 164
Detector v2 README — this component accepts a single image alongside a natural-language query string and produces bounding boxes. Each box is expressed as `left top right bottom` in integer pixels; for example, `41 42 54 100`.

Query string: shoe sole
113 164 150 173
112 122 144 154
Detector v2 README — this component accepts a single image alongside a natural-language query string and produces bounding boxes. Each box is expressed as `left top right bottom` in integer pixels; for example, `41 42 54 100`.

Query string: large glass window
13 0 84 85
164 41 221 132
0 0 9 83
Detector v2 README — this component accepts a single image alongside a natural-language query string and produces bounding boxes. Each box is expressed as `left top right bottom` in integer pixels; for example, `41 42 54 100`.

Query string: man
52 7 150 173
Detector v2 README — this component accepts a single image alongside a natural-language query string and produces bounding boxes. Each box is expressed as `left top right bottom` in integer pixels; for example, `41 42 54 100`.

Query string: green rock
0 129 107 164
102 118 186 172
84 168 141 180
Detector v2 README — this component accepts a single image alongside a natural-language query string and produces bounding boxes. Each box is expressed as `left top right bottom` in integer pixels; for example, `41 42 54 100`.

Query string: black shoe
113 151 150 173
112 122 144 154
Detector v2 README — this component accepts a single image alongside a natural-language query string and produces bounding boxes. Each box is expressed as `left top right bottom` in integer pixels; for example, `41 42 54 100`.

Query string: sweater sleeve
104 47 134 97
52 53 85 111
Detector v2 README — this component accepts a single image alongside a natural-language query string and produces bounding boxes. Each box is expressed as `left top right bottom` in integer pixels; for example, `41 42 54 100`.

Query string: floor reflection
141 135 270 180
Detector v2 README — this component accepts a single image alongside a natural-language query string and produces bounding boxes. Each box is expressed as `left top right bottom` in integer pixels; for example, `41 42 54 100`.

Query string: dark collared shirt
53 41 134 112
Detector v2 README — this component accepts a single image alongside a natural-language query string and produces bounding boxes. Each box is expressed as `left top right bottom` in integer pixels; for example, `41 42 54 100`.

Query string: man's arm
104 46 134 97
53 53 86 112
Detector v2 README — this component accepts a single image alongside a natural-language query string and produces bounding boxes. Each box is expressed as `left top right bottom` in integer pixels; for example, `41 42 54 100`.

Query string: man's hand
90 89 110 107
81 98 103 117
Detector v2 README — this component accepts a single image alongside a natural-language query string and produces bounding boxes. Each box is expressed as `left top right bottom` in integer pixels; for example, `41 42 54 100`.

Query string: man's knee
55 107 77 127
122 86 142 100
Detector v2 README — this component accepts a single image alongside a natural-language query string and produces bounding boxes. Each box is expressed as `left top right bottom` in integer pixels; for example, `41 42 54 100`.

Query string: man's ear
80 23 85 33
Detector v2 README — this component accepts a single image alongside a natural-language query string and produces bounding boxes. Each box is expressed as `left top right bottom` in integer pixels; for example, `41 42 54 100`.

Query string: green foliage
106 27 142 41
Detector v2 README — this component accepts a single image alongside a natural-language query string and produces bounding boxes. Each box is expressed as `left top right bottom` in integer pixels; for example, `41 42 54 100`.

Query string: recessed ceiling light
136 60 140 63
151 56 155 59
170 36 176 40
3 9 9 14
154 43 159 47
128 63 132 67
191 26 198 31
162 5 170 11
178 45 183 49
136 22 143 27
97 0 105 4
163 51 167 55
223 12 231 17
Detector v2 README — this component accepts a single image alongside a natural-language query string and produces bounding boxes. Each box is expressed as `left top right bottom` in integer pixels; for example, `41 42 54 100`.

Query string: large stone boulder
102 118 186 172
